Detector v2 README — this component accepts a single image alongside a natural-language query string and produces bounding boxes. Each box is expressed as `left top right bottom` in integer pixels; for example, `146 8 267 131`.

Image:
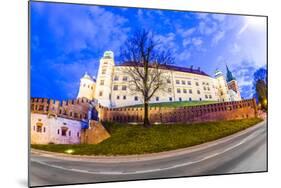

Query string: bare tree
120 30 174 127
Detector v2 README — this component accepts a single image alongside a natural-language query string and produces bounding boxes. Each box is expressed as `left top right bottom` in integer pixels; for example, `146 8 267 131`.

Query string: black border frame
28 1 269 187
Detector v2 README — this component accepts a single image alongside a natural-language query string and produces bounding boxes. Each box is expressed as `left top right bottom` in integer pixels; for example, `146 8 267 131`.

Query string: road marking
31 128 264 175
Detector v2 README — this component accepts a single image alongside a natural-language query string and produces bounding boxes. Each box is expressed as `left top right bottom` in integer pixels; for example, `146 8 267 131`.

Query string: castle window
177 88 181 93
168 88 172 92
199 98 202 101
114 76 119 81
113 85 118 90
88 85 90 88
202 82 205 85
91 86 93 90
169 97 173 101
205 95 208 99
197 90 201 94
206 83 209 85
57 129 60 135
123 96 126 100
203 86 206 90
188 81 191 85
134 96 138 101
99 91 103 97
36 125 42 133
43 127 46 133
196 82 199 86
167 79 171 84
176 80 180 84
102 69 106 74
122 85 127 91
69 131 71 137
117 96 120 100
83 84 86 87
182 80 186 85
179 97 182 101
209 95 212 99
61 127 67 136
207 87 210 91
77 132 80 137
189 89 192 94
183 89 187 93
123 76 128 81
156 97 159 101
100 80 104 85
189 97 192 101
33 126 35 131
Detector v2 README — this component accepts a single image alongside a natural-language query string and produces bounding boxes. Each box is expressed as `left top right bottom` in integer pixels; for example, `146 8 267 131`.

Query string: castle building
77 51 241 107
77 72 96 100
226 65 241 99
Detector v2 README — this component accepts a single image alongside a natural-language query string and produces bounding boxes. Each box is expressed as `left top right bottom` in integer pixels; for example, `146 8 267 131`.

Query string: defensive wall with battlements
31 97 92 122
98 99 258 124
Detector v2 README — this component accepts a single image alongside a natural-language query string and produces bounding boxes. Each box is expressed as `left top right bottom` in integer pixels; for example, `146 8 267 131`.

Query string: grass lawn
127 100 218 108
31 118 263 156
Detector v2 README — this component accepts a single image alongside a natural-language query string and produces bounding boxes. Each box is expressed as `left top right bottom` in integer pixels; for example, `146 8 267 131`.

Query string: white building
31 113 87 144
77 51 241 108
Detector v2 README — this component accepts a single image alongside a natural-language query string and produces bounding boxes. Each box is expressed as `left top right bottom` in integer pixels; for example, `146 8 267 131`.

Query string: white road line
31 128 264 175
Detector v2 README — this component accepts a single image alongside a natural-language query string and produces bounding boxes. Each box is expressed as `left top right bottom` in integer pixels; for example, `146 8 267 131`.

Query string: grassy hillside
31 118 263 156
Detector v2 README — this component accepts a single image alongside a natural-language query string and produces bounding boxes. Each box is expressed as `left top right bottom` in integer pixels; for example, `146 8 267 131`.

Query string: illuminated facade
77 51 241 107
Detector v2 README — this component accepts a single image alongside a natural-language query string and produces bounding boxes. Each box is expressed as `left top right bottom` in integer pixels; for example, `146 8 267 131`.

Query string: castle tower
226 65 241 100
77 72 96 100
94 51 115 107
214 69 230 102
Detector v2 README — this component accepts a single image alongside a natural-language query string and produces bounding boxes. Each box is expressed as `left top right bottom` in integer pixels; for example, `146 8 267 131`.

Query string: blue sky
30 1 267 100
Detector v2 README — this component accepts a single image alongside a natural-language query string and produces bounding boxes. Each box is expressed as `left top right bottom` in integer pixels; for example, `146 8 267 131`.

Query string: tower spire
226 64 235 82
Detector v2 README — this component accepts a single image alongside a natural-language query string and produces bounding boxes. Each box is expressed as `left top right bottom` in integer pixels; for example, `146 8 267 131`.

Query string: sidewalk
31 120 266 163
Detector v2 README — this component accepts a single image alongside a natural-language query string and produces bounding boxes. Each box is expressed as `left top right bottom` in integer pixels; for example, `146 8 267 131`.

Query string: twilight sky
30 1 267 100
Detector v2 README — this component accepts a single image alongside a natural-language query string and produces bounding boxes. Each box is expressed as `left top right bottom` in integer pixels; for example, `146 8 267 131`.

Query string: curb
31 120 266 163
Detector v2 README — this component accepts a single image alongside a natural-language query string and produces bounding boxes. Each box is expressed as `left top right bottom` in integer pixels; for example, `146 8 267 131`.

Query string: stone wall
98 99 257 124
80 120 111 144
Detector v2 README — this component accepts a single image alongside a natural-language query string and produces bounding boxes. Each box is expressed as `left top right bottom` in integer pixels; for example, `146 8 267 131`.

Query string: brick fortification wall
99 99 258 124
31 97 91 121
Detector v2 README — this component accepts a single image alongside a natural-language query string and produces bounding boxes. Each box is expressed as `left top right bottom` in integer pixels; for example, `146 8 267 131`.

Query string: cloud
212 30 225 45
177 50 191 62
198 21 218 35
230 60 259 99
36 3 129 55
229 43 241 54
155 32 177 53
192 37 203 46
177 27 196 38
211 14 226 22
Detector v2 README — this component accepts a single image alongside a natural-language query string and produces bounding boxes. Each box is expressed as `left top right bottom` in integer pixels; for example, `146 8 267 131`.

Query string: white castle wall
31 113 83 144
78 51 241 108
109 67 221 107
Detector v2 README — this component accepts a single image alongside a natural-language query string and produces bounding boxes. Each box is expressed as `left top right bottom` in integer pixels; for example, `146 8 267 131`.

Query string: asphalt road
29 121 267 187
